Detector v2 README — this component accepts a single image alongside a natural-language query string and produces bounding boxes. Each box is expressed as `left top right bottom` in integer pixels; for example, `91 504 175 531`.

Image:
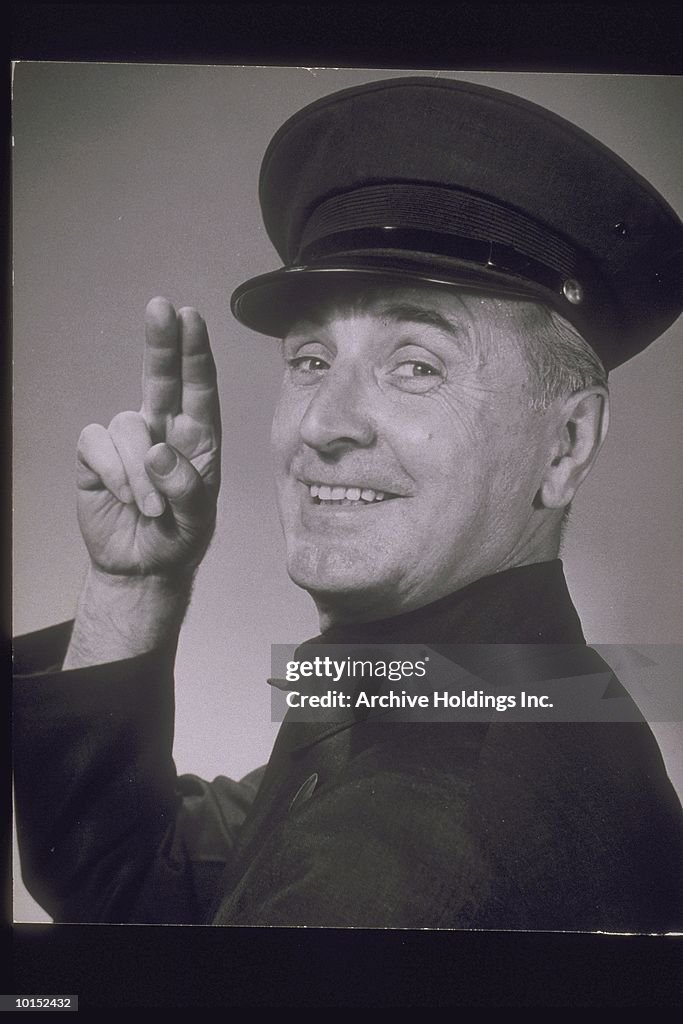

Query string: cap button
562 278 584 305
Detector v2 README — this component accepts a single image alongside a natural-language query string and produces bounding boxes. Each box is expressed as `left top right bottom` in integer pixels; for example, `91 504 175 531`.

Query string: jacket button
289 773 318 812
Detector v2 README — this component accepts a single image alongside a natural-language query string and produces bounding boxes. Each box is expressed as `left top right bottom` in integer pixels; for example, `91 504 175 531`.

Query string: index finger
142 296 181 434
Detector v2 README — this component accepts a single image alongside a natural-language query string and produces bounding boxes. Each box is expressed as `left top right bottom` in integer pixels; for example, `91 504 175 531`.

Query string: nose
298 361 376 453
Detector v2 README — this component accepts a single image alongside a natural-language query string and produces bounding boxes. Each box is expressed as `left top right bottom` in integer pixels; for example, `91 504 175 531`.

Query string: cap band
300 227 574 300
298 183 580 279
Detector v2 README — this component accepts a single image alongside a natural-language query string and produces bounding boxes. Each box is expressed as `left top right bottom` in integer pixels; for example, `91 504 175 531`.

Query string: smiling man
272 287 605 625
13 77 683 930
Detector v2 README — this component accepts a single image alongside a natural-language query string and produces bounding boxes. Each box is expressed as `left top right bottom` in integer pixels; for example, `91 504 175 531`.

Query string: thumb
145 443 208 521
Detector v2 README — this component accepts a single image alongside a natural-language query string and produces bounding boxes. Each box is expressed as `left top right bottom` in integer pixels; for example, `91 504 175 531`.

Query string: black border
9 1 683 1008
10 2 683 72
11 924 683 1007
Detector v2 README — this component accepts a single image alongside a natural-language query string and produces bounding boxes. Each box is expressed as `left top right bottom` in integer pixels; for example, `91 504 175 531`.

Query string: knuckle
77 422 107 459
109 409 144 434
78 422 101 446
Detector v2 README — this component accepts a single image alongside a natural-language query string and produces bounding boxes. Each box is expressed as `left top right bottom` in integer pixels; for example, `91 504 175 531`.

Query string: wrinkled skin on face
271 285 566 626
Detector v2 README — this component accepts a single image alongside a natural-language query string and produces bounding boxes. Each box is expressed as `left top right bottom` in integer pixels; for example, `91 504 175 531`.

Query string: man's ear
537 387 610 509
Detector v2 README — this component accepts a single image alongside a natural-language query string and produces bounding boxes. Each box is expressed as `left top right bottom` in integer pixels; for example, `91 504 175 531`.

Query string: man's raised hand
76 298 221 578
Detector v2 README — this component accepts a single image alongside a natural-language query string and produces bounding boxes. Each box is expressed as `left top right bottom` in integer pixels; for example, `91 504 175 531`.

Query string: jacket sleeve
13 623 264 924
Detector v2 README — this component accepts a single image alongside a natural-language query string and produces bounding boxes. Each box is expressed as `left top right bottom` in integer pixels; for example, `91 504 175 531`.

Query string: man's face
271 284 555 621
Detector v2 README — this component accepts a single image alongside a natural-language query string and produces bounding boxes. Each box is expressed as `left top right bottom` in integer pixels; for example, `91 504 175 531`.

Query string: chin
286 544 394 599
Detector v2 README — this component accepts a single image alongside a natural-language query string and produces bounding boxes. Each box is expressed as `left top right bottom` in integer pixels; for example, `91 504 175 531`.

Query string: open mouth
307 483 396 505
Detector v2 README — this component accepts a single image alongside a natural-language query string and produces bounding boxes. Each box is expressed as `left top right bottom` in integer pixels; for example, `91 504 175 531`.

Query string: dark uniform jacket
13 561 683 931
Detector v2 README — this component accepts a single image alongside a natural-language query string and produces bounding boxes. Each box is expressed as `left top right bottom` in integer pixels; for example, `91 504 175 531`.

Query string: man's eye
387 359 444 392
287 356 330 373
393 361 441 378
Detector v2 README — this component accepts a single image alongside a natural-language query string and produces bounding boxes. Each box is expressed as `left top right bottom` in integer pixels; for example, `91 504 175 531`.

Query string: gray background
13 64 683 922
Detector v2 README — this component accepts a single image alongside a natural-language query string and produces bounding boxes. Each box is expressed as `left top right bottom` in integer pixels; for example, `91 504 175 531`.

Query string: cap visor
230 251 558 338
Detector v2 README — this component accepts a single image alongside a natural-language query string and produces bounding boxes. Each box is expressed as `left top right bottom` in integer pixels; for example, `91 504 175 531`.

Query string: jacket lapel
211 559 589 918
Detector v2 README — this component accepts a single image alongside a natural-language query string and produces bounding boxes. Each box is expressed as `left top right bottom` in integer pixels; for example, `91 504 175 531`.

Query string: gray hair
507 301 609 411
480 297 609 535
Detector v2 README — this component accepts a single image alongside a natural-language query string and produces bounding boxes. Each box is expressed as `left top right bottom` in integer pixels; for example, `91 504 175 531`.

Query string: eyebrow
288 301 471 347
374 303 470 343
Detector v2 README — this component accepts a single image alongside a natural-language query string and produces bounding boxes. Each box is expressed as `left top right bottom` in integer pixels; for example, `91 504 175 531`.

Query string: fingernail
143 492 165 518
149 445 178 476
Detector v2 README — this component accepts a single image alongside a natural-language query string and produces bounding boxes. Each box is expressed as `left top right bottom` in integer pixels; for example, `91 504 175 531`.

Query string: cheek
405 400 538 515
270 390 298 461
399 397 499 488
408 384 507 472
484 415 549 510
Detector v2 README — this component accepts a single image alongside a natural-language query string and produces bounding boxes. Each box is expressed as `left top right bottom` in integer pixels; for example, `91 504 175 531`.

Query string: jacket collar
300 559 585 649
274 559 585 754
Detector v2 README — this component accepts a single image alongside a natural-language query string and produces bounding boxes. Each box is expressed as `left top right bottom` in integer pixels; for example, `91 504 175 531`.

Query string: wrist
63 564 195 670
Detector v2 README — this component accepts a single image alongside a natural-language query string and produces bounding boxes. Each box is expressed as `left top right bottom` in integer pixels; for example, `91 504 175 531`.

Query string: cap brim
230 251 565 339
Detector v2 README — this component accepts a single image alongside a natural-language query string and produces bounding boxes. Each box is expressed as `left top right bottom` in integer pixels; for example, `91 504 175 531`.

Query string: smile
307 483 394 504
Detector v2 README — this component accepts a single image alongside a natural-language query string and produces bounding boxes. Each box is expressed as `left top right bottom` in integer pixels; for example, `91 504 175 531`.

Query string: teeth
309 484 388 503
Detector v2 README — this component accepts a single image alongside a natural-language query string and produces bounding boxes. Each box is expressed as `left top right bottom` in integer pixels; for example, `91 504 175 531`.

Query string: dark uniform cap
230 76 683 370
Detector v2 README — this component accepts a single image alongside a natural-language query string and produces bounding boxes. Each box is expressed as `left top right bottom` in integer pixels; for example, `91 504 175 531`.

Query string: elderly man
14 77 682 930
